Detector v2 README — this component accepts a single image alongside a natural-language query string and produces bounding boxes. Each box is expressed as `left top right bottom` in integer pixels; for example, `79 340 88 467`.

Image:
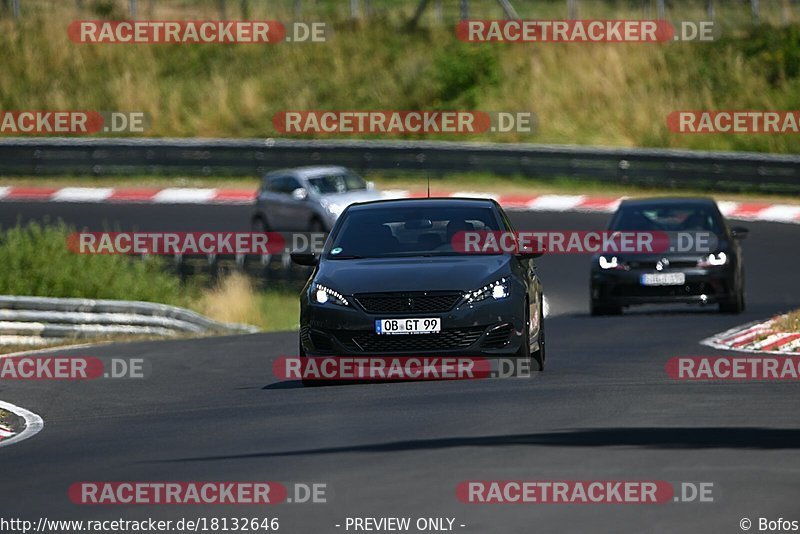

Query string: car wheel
252 215 270 232
590 300 622 316
530 300 545 372
298 337 323 387
719 289 745 314
309 218 326 233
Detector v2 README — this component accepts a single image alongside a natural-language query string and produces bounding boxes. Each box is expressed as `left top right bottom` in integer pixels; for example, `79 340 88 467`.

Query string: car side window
264 175 282 193
498 208 515 232
284 177 302 194
269 176 302 195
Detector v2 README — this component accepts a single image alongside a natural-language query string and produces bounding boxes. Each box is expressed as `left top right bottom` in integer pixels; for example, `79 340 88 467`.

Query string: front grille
354 292 462 314
482 323 513 349
611 282 714 298
628 260 698 270
335 327 484 353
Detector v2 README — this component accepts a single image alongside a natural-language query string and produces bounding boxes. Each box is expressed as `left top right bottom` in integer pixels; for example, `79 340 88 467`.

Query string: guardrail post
566 0 579 20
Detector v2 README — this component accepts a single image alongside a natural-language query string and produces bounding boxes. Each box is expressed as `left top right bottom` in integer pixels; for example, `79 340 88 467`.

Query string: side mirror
291 187 309 201
291 251 319 266
366 181 376 191
731 226 749 240
516 238 545 259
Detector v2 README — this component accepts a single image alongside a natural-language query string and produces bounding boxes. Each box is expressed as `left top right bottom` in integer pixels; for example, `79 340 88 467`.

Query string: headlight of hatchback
599 255 619 270
698 251 727 267
311 283 349 306
464 278 510 304
323 201 345 216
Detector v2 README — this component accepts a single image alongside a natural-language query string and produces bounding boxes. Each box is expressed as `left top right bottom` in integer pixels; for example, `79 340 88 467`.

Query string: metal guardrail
0 295 257 346
0 137 799 193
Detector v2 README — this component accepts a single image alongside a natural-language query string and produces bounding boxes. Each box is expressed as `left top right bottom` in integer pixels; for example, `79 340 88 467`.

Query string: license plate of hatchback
640 272 686 286
375 318 441 335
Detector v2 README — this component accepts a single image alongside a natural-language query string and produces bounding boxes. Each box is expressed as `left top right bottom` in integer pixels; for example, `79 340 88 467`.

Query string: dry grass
0 3 798 152
197 273 265 326
0 408 11 428
196 273 299 331
773 309 800 334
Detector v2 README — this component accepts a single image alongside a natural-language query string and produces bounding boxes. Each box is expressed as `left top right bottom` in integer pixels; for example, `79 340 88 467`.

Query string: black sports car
291 198 546 372
590 197 748 315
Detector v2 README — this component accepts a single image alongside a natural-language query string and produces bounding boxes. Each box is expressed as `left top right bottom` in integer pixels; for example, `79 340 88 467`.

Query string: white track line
52 187 114 203
0 400 44 448
153 188 217 203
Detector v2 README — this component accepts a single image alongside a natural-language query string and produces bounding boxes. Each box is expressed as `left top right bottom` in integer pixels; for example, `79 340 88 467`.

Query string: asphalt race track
1 201 799 533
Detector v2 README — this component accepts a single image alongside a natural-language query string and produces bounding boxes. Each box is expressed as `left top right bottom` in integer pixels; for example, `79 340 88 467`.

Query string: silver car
251 166 384 232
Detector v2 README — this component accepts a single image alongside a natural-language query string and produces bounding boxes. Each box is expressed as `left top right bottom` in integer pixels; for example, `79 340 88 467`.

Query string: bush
0 221 191 304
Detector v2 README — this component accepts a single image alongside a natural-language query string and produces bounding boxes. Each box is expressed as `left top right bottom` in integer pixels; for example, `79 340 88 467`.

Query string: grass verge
772 310 800 334
0 407 24 434
197 273 300 332
0 222 303 354
1 5 800 152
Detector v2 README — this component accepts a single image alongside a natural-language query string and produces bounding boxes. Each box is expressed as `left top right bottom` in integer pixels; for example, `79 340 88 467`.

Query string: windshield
327 206 502 259
611 205 723 234
307 172 366 194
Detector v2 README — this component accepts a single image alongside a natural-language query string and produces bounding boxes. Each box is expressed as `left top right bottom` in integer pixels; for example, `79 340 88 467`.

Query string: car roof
618 197 718 208
346 197 499 211
265 166 349 179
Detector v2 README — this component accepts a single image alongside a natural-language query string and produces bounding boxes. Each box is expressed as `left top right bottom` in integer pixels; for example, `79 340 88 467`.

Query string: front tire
309 218 326 233
252 215 270 232
531 301 545 372
298 336 322 387
719 290 745 314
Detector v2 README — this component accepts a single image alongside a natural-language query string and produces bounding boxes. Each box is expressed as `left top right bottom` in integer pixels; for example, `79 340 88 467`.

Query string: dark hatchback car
590 197 748 315
291 198 546 371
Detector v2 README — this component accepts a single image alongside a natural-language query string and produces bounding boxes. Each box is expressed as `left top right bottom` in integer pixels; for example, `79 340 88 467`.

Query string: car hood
315 255 512 294
318 190 385 206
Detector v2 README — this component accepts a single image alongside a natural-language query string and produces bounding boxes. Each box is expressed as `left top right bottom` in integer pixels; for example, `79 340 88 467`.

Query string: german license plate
640 272 686 286
375 318 441 335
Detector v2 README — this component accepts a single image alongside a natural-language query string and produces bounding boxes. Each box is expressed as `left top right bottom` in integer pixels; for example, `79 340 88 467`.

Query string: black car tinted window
611 205 723 234
327 205 501 259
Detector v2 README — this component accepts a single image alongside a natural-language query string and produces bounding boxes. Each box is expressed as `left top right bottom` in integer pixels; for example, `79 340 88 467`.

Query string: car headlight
324 202 345 216
599 255 622 270
311 283 349 306
464 278 510 304
698 251 727 267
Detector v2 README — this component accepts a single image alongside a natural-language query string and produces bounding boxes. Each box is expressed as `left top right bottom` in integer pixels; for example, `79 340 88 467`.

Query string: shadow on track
152 427 800 463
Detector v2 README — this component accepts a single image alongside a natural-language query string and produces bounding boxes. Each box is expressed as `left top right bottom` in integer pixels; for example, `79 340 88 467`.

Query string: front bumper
300 293 526 357
591 266 736 307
